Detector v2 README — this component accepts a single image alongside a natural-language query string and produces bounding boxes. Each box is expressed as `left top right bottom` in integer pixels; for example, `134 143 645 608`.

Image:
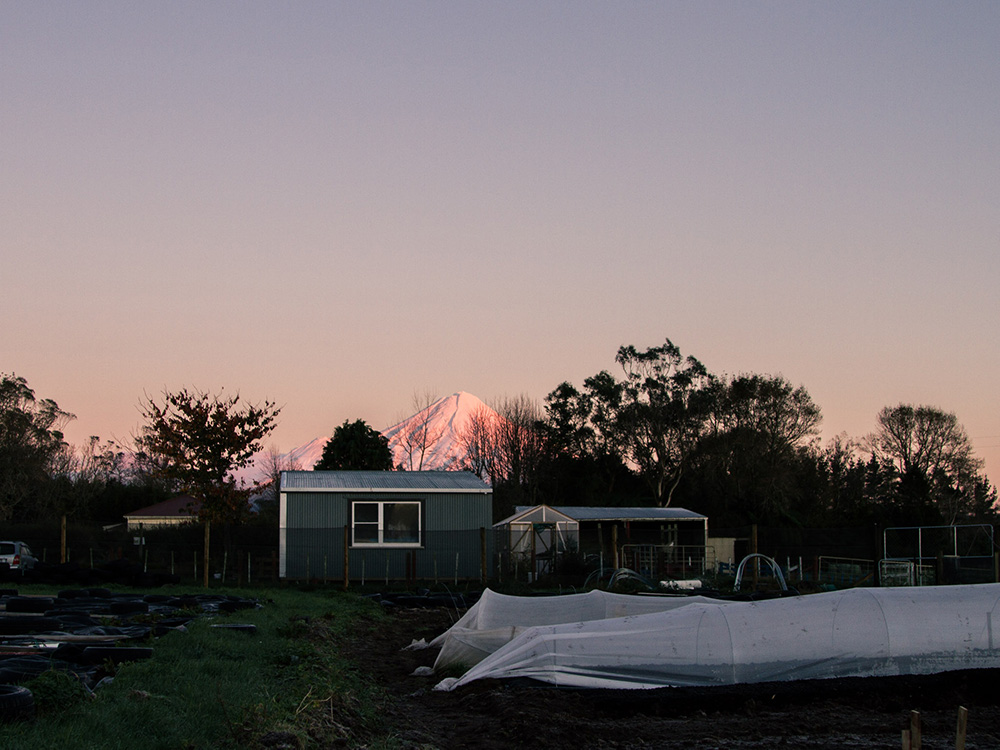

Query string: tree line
348 340 995 528
0 374 279 527
328 339 997 527
2 337 996 529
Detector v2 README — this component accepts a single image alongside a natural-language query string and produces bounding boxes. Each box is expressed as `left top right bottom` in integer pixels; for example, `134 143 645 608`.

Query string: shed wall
282 490 492 581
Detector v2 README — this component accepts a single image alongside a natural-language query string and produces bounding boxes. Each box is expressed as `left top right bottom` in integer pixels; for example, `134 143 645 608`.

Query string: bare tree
458 403 500 482
457 395 543 518
490 394 544 492
255 443 301 516
866 404 982 480
393 390 446 471
866 404 986 524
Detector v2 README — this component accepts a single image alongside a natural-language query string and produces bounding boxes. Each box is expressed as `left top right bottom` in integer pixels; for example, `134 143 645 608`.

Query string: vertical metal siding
282 489 493 581
285 492 349 528
424 492 492 530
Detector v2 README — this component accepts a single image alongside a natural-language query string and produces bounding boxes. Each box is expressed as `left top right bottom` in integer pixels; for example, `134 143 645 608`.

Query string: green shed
279 470 493 582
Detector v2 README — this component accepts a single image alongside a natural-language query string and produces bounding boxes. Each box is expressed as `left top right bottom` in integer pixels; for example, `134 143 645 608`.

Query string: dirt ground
350 606 1000 750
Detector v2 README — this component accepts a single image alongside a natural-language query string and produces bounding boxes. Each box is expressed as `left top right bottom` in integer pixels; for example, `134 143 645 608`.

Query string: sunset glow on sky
2 2 998 481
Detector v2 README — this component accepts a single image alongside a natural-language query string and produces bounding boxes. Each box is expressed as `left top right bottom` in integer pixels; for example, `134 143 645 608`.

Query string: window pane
383 503 419 543
354 503 378 523
354 524 379 544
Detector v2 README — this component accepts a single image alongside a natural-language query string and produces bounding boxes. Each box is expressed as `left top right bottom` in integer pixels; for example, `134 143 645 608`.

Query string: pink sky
2 3 998 483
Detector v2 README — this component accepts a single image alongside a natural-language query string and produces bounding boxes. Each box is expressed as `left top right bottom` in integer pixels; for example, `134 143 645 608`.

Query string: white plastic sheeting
434 584 1000 691
432 588 728 672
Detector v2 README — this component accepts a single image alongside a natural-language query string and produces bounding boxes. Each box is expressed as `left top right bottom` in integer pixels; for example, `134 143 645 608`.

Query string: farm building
124 495 202 531
497 505 709 581
279 470 493 582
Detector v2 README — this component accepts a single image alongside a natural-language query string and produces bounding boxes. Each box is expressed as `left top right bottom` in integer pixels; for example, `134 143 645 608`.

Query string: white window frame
351 500 423 548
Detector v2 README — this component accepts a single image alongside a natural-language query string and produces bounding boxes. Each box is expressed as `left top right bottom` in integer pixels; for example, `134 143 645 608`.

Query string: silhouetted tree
866 404 987 524
690 373 821 523
0 373 75 521
315 419 393 471
134 387 280 525
613 340 715 506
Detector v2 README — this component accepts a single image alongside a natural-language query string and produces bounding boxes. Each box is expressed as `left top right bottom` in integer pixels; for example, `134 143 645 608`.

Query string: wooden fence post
203 522 210 589
612 524 619 570
480 527 488 585
343 526 350 590
910 710 921 750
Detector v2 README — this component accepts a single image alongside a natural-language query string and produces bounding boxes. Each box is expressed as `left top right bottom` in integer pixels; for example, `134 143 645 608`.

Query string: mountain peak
383 392 496 471
265 392 498 476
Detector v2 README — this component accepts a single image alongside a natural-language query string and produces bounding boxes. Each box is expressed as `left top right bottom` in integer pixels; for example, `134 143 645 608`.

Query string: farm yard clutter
0 590 259 691
434 584 1000 691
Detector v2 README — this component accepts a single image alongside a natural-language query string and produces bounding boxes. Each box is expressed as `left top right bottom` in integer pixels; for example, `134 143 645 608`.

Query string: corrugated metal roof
281 470 491 493
514 505 706 521
124 495 201 518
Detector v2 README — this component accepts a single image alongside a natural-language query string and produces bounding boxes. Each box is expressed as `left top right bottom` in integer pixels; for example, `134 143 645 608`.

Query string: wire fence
0 520 279 587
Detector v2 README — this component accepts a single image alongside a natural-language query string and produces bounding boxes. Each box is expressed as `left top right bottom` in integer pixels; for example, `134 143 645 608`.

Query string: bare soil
349 606 1000 750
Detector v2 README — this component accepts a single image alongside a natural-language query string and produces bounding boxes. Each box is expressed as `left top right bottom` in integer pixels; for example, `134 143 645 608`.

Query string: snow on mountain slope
256 392 498 478
281 436 328 473
384 391 495 471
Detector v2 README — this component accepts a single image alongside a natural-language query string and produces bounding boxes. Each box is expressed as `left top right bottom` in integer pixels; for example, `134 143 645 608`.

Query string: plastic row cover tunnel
431 588 730 672
434 584 1000 691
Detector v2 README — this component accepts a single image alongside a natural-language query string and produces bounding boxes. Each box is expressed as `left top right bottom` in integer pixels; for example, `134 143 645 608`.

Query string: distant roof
514 505 706 522
281 470 491 493
495 504 580 527
125 495 202 519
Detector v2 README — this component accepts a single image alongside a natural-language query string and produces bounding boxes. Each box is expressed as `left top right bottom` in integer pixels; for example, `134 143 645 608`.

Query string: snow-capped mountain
384 391 495 471
271 391 497 474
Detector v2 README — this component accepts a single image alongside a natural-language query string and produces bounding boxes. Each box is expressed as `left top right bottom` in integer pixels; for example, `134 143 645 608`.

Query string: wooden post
203 522 210 589
480 527 488 586
343 526 350 590
910 710 921 750
902 729 911 750
956 705 968 750
60 516 67 564
751 524 758 590
612 525 619 570
530 526 537 582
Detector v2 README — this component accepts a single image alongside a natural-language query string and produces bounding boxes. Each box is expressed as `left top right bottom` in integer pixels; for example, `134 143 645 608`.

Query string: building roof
124 495 202 519
281 470 491 493
495 504 580 527
514 505 707 522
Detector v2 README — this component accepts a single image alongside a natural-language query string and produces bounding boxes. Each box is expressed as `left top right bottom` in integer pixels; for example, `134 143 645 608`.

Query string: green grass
0 587 395 750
